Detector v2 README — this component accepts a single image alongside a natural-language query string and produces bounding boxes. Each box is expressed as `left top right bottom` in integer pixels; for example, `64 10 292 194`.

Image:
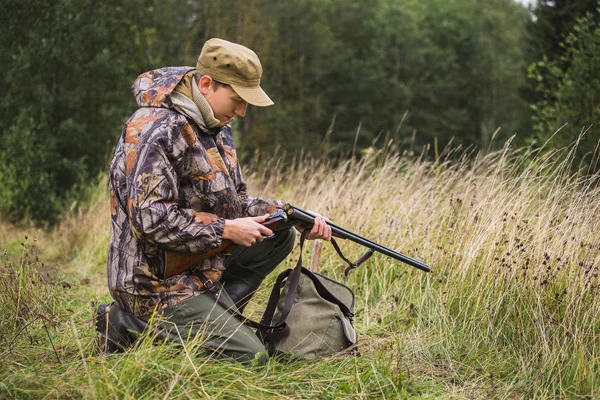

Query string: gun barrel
286 205 431 273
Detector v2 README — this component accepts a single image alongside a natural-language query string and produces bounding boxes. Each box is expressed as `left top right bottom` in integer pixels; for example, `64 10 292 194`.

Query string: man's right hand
222 214 274 247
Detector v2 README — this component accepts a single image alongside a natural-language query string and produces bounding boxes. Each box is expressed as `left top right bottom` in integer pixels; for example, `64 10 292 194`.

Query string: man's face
202 82 248 126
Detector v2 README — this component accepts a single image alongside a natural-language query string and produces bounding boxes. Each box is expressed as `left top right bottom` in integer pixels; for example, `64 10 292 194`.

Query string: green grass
1 142 599 399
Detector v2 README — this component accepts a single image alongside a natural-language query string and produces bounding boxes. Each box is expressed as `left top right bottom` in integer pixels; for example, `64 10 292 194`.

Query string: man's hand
223 214 273 247
305 211 332 241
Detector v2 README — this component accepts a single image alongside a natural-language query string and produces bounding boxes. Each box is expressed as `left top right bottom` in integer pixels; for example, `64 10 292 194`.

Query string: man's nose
234 102 248 117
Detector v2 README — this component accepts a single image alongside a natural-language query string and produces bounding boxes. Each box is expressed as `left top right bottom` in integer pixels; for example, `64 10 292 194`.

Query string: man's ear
198 75 213 95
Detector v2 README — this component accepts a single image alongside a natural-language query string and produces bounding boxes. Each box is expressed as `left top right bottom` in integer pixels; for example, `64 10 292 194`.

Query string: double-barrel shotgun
163 203 431 279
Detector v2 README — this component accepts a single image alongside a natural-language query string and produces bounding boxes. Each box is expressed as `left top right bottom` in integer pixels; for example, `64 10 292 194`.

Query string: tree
529 0 600 63
0 0 169 222
528 9 600 164
0 0 541 222
404 0 530 149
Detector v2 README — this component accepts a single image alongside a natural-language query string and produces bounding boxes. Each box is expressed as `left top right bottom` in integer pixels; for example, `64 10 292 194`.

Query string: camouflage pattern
108 66 282 317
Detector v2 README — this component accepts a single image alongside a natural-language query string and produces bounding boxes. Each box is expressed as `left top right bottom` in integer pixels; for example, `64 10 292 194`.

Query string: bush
528 9 600 165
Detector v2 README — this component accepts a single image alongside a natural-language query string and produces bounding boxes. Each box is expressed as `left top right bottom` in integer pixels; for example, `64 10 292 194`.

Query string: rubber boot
222 279 262 313
95 302 146 353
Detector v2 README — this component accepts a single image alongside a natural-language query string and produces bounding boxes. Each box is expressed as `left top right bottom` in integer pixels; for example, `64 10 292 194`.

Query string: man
97 38 331 362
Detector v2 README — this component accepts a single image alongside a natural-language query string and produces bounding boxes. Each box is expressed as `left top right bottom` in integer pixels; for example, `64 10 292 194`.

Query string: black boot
95 302 145 354
222 281 261 313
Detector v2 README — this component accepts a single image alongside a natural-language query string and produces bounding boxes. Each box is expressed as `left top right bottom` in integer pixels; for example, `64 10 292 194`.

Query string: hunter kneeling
97 38 331 363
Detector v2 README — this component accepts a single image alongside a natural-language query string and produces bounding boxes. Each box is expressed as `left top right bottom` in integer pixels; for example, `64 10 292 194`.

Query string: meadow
1 140 599 399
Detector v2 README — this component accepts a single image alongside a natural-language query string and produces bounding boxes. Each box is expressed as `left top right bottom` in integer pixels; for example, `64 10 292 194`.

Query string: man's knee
223 341 269 365
259 226 295 270
275 227 296 255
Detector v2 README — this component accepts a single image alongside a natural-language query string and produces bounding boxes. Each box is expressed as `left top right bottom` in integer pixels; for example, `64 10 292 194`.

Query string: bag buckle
204 279 218 293
197 270 219 294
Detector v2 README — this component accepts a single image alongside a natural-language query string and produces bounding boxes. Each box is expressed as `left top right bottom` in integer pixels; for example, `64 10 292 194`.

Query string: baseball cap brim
230 84 274 107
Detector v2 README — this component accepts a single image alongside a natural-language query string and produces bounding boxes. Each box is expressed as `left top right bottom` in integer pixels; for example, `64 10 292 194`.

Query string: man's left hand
305 211 332 241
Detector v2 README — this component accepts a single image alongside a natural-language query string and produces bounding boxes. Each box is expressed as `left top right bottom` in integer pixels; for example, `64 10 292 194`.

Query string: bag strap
260 230 308 328
330 238 375 277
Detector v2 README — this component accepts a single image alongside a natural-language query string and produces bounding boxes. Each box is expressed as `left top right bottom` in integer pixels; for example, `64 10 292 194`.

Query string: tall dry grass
246 140 600 397
1 141 599 398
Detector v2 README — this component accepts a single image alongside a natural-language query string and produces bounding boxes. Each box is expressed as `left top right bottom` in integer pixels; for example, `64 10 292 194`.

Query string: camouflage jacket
107 66 281 317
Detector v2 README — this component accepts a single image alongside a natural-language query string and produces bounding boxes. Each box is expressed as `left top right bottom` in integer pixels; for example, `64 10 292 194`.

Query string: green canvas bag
204 232 358 359
257 233 358 359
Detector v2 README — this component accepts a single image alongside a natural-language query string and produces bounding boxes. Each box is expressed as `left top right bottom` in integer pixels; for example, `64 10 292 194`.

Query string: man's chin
220 117 235 126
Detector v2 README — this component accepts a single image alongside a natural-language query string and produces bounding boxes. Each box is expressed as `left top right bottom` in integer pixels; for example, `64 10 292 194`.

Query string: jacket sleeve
234 165 285 217
127 138 225 253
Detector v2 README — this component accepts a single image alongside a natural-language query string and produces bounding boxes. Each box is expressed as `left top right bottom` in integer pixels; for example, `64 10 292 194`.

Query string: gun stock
163 242 232 279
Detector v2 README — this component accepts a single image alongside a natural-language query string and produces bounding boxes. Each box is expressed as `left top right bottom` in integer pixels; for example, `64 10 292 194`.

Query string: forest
0 0 598 223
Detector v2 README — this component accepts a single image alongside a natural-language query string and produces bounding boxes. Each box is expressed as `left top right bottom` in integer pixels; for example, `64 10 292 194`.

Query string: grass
1 140 599 399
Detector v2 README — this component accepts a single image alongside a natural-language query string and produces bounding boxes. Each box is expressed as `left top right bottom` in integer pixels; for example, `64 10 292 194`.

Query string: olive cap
196 38 273 107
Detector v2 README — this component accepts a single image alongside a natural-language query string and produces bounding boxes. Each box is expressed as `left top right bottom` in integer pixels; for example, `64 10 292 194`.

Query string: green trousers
141 228 295 363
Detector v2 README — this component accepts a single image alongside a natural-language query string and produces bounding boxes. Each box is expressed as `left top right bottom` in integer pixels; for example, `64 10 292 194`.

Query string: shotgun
163 203 431 278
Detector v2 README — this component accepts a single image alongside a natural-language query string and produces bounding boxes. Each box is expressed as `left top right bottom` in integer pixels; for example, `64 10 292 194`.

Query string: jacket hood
132 66 195 109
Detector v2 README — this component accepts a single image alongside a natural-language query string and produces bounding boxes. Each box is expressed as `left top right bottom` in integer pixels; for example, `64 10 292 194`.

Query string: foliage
528 0 600 63
528 7 600 164
407 0 530 148
0 0 172 222
188 0 531 157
